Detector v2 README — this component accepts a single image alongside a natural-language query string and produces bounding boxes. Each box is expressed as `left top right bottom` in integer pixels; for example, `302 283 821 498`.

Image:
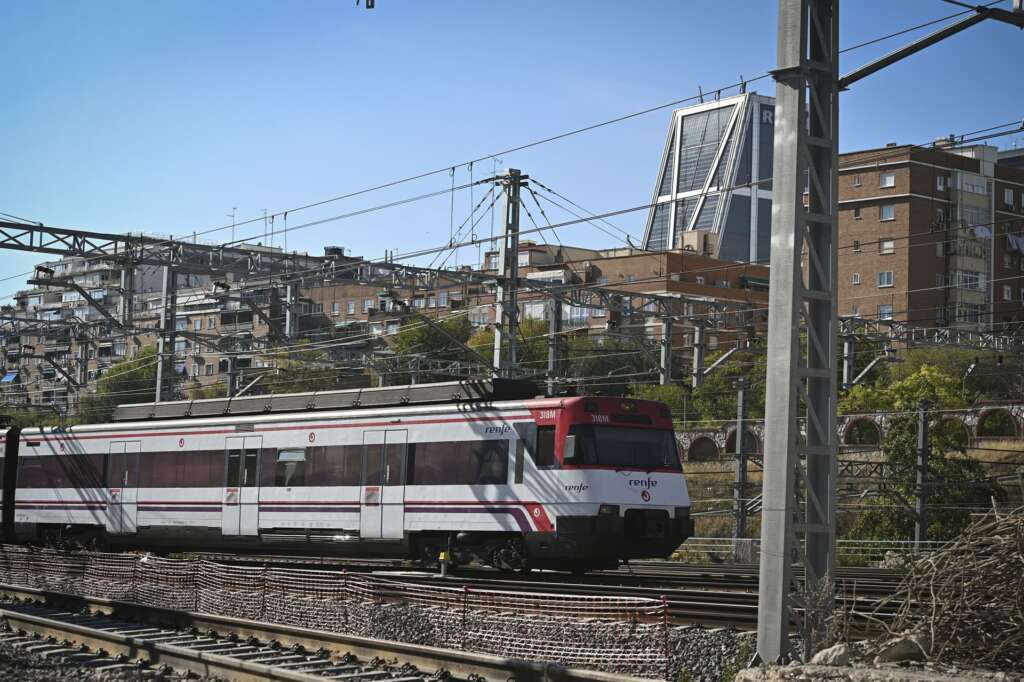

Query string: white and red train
0 381 693 571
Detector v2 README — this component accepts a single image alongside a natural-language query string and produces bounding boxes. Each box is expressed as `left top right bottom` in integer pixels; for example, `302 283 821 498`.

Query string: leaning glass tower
642 92 775 264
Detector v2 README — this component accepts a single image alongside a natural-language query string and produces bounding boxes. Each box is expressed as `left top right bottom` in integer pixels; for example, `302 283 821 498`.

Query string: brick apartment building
837 143 1024 330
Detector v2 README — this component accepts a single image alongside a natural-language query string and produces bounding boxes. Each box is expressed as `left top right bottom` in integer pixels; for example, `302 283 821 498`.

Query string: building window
191 363 200 378
193 319 201 332
207 317 215 329
963 205 988 227
206 364 214 376
851 304 860 317
332 302 340 316
852 272 861 285
953 270 982 290
853 207 862 220
428 295 436 308
878 304 893 320
517 252 530 267
879 238 895 255
935 273 944 288
438 290 448 307
880 205 895 221
1004 285 1013 301
936 306 947 324
877 271 894 288
852 239 861 252
853 174 862 187
717 280 730 288
695 275 705 285
363 298 373 312
1005 188 1015 209
936 176 946 192
347 301 355 315
880 172 895 188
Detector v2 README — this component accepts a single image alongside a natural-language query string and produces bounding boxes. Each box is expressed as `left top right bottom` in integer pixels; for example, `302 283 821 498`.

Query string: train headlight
598 504 619 517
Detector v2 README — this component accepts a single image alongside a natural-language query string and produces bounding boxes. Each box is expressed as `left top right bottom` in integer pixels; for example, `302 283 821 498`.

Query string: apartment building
837 143 1024 330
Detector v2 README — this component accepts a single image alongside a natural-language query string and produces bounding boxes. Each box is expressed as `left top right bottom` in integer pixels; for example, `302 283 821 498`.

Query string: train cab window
534 426 557 469
275 449 306 487
567 426 681 470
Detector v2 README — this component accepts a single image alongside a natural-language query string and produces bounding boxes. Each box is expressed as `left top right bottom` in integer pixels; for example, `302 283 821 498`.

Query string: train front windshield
569 425 681 470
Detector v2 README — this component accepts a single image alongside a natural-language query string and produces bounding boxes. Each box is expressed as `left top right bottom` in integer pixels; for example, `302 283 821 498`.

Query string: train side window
535 426 557 468
275 449 305 487
226 447 242 486
242 448 259 487
364 443 384 486
514 440 524 484
384 444 403 485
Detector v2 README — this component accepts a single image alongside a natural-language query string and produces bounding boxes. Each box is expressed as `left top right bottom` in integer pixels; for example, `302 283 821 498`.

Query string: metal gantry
757 0 1024 661
757 0 839 662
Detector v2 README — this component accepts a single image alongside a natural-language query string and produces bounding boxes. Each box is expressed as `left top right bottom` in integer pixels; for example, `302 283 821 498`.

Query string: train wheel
491 539 526 572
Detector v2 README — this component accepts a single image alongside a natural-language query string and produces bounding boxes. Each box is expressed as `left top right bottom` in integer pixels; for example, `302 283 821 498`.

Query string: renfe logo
628 478 658 489
485 424 512 435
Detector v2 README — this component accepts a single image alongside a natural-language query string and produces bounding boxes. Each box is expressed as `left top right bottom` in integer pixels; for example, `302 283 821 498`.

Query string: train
0 380 694 572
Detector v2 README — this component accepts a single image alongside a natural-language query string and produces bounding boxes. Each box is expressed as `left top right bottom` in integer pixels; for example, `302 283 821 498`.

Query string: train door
222 436 260 536
107 441 140 534
360 430 406 540
381 430 407 539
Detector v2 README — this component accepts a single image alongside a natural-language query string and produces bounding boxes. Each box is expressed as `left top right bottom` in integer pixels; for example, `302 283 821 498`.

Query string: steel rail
0 584 640 682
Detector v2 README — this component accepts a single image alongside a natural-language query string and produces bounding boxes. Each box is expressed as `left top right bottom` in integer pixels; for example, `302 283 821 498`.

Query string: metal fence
0 545 670 678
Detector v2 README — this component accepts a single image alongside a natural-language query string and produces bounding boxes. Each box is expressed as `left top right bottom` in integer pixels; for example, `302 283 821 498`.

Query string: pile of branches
874 505 1024 671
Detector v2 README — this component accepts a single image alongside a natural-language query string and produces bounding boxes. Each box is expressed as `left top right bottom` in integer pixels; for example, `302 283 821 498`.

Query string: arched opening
724 429 761 455
687 437 719 462
935 418 970 449
977 409 1018 438
843 418 882 446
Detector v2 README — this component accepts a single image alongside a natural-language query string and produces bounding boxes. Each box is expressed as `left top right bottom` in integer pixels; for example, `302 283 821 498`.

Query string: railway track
0 584 637 682
181 552 905 600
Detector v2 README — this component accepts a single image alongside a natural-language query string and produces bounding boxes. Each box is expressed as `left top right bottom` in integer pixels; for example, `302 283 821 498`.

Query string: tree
840 364 1001 542
77 347 162 423
846 414 999 542
564 334 654 396
688 347 768 423
629 383 688 415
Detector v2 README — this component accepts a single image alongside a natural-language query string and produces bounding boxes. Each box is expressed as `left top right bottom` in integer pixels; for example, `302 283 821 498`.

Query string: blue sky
1 1 1022 299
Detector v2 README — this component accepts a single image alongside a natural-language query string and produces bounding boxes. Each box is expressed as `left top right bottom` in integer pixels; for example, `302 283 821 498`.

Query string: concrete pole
733 377 748 541
493 169 522 377
842 336 854 390
284 282 296 338
659 315 673 386
757 0 839 663
691 323 705 389
915 399 930 548
154 266 177 403
546 297 562 397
